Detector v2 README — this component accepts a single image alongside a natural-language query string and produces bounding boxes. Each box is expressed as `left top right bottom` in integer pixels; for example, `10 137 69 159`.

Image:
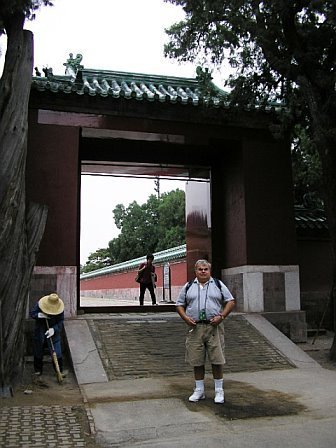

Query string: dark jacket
30 302 64 345
138 262 157 284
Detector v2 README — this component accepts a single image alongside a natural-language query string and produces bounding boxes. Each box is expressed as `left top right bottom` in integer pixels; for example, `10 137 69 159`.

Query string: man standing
176 259 235 403
137 253 157 306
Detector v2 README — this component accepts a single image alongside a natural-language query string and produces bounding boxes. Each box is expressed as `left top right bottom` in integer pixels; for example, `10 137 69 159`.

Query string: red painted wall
81 260 187 290
27 111 80 266
243 137 298 265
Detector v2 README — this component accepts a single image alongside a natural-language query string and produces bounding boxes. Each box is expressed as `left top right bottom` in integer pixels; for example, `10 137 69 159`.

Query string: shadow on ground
170 379 306 420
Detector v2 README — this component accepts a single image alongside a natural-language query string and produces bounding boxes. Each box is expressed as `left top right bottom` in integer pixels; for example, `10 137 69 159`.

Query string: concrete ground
66 312 336 448
1 311 335 447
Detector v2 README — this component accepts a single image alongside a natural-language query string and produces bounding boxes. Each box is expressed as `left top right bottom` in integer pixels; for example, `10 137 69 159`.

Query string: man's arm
210 299 236 325
220 300 236 320
29 302 40 319
138 263 146 273
176 305 196 327
52 312 65 333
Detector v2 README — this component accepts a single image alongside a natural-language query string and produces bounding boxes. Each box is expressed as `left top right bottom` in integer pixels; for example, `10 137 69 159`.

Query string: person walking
176 259 235 403
30 293 65 376
137 253 157 306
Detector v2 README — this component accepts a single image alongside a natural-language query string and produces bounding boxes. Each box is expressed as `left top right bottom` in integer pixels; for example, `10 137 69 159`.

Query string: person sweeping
30 293 65 379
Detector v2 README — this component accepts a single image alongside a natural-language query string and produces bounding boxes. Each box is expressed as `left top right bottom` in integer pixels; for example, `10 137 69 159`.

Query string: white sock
195 380 204 391
214 378 223 390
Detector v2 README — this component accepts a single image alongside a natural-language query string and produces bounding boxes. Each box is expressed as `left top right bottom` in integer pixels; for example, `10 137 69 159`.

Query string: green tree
81 248 112 274
110 189 185 263
292 125 323 208
0 1 51 385
112 196 160 262
164 0 336 357
156 189 186 251
81 189 186 272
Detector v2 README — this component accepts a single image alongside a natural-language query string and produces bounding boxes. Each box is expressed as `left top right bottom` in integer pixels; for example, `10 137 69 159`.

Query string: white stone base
222 265 300 313
79 286 181 305
32 266 77 318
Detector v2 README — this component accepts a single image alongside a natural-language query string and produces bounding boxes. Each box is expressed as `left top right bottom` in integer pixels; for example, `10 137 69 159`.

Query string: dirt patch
4 357 82 407
297 332 336 371
305 348 336 370
183 379 306 420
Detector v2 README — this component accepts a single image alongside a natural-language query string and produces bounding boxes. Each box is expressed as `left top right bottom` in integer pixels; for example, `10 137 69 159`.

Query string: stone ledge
261 310 307 343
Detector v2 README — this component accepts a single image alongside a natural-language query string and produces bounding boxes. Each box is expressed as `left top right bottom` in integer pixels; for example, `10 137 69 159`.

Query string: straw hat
38 293 64 315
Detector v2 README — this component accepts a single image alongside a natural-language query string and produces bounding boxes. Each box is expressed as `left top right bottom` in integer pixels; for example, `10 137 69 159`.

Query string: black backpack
185 278 224 300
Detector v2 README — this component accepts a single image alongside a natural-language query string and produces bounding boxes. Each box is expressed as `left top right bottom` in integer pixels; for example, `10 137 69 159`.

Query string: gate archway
27 60 300 322
79 160 211 310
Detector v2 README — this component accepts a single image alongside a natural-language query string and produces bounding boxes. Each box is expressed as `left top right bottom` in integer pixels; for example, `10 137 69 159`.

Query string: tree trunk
296 72 336 359
0 14 48 385
321 154 336 361
308 91 336 360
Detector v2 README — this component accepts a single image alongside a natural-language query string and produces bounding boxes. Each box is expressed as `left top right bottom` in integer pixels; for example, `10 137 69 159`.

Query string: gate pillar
212 134 301 315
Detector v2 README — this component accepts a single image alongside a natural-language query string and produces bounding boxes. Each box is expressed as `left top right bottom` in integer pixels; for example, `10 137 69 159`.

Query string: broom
45 319 63 384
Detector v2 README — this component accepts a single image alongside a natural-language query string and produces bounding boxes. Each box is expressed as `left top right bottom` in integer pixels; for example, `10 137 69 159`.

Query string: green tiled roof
294 206 327 230
80 244 186 280
32 68 227 106
32 54 284 111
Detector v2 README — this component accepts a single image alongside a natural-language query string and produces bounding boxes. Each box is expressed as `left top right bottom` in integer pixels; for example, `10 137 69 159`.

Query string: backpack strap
213 278 224 300
185 280 194 295
185 278 224 300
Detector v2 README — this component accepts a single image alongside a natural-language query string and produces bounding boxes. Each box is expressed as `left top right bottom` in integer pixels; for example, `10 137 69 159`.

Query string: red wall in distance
80 260 187 290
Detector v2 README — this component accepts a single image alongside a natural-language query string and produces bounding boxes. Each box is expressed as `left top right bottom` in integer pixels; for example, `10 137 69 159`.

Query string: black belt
196 320 211 324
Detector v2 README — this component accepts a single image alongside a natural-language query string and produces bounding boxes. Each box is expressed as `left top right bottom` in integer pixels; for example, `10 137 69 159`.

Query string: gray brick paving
87 314 294 381
0 405 88 448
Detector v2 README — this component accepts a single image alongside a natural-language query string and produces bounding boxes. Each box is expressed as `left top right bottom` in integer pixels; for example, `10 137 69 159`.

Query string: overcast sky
25 0 198 77
0 0 225 264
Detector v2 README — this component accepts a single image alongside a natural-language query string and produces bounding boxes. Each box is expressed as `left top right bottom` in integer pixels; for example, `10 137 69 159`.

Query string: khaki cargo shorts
185 322 226 366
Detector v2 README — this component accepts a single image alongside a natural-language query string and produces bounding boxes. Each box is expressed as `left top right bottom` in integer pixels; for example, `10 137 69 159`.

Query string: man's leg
186 326 206 402
33 356 43 375
211 363 223 380
189 365 206 402
194 365 205 380
148 283 157 305
212 364 225 404
139 283 146 305
33 334 44 375
208 325 226 404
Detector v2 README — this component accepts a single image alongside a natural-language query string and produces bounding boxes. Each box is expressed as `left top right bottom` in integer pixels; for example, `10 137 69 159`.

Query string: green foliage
292 125 323 208
81 188 186 272
81 248 111 274
0 0 53 34
111 196 160 261
164 0 336 213
110 189 185 262
156 189 186 251
164 1 336 111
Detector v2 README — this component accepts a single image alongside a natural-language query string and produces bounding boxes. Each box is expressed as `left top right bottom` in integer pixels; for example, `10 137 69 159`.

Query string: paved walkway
66 312 335 447
0 405 87 447
1 311 336 447
86 314 293 380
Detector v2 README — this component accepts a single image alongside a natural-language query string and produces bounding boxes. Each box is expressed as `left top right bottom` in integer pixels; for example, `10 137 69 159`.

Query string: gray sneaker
189 388 205 402
214 388 225 404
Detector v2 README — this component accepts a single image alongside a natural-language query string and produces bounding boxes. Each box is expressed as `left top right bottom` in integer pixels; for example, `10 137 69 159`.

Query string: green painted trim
80 244 186 280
